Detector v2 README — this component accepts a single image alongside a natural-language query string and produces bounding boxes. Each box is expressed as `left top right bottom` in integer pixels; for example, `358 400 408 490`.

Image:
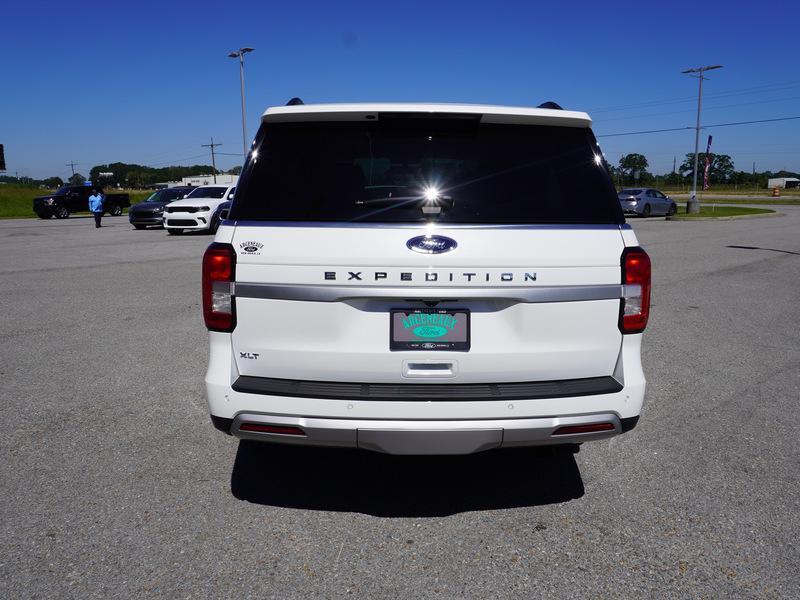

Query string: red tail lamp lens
620 247 651 334
239 423 306 436
553 422 615 436
202 243 236 332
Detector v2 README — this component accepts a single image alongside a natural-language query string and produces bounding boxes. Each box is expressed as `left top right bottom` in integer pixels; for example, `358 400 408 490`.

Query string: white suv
163 185 235 235
203 102 650 455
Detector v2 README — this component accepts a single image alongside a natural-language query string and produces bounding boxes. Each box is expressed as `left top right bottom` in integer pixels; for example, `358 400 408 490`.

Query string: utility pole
673 156 676 173
201 138 222 183
228 47 254 157
66 161 79 176
682 64 723 214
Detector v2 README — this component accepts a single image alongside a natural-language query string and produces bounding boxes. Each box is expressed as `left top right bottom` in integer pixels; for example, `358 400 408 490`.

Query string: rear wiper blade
356 195 455 214
355 196 420 206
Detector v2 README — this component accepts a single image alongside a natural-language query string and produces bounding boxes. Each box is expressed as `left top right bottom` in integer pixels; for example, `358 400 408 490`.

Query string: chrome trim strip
229 412 622 453
225 220 625 230
234 283 623 303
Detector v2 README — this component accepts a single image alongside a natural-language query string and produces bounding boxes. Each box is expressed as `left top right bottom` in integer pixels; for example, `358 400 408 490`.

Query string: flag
703 135 713 190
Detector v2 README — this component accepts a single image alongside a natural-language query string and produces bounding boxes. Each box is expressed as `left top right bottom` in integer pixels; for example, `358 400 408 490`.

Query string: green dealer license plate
390 308 471 351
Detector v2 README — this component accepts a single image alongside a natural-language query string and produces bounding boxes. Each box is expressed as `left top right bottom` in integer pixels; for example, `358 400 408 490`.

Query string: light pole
682 64 722 214
228 47 254 158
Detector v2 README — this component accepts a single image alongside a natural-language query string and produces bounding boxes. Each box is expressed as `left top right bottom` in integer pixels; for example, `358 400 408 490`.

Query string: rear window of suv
230 116 623 224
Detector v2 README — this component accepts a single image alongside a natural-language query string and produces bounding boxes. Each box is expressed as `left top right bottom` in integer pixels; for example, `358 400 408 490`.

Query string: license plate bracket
390 308 470 351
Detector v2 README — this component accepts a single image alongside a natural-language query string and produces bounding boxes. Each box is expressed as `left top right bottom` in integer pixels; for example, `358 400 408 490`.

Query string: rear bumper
206 330 646 454
212 412 638 454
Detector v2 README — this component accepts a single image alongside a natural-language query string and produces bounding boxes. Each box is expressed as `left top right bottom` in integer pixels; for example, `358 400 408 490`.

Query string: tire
37 213 51 219
110 204 123 216
167 229 183 235
54 206 69 219
667 203 677 216
642 204 651 218
133 224 146 230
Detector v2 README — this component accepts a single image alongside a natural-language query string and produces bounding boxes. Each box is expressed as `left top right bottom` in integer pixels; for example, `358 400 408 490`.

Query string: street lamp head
240 47 254 54
705 65 723 71
227 51 239 58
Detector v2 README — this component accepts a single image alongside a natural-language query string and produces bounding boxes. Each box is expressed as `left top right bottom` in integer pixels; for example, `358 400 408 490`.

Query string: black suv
129 187 194 229
33 186 130 219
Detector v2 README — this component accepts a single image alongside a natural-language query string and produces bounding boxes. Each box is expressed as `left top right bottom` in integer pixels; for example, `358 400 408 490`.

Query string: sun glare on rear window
230 118 623 225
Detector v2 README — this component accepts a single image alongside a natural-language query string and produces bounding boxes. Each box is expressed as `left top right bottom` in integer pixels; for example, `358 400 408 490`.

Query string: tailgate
229 225 625 384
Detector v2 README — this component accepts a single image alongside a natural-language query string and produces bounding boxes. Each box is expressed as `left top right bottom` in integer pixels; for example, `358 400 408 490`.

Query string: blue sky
2 0 798 180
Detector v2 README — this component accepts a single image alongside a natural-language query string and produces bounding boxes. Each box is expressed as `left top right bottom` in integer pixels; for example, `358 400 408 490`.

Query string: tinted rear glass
163 188 188 200
231 118 623 224
619 189 642 196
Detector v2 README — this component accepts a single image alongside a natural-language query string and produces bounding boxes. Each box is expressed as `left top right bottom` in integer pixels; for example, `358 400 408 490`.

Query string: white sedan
163 185 235 235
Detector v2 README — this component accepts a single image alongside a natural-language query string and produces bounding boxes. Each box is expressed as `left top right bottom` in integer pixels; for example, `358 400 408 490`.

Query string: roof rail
537 101 563 110
286 97 304 106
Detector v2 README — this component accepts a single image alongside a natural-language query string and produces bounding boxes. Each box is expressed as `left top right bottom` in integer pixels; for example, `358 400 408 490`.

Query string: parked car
128 187 194 229
202 101 650 455
163 185 235 235
618 188 676 217
33 186 130 219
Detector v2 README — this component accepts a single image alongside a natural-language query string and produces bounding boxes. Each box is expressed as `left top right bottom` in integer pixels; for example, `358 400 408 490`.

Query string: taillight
202 242 236 332
619 247 651 334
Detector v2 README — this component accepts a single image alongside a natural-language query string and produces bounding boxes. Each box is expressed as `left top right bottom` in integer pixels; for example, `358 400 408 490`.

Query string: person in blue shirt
88 189 104 228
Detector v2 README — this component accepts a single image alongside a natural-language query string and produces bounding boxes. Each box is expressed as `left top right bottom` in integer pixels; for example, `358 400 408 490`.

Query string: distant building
181 173 239 187
767 177 800 189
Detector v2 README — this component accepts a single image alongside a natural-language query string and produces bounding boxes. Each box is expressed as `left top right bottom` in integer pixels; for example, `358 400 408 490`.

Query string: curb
667 211 782 222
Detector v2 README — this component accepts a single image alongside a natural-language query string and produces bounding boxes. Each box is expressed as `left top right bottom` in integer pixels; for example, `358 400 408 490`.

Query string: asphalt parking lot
1 209 798 598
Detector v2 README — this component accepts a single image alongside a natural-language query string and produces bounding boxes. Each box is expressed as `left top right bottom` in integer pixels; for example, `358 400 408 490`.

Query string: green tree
43 176 64 188
227 165 242 175
68 172 86 186
664 171 683 186
680 153 735 184
618 153 650 185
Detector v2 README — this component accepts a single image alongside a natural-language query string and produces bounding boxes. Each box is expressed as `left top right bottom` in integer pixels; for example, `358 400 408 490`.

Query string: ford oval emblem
406 235 457 254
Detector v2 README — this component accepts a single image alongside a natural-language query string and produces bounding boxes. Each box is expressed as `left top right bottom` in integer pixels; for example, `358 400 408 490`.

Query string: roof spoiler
537 101 563 110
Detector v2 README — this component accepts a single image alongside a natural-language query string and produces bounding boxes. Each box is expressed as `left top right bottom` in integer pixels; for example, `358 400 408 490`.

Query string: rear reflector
619 247 651 334
239 423 306 436
202 243 236 332
552 422 615 436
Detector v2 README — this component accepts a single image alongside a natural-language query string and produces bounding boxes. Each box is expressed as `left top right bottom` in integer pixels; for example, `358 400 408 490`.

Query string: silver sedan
618 188 677 217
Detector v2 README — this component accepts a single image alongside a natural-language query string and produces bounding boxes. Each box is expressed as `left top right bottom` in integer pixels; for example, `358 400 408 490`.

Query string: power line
589 79 800 114
66 160 79 176
596 94 800 123
596 115 800 138
597 126 691 138
705 115 800 128
148 153 209 167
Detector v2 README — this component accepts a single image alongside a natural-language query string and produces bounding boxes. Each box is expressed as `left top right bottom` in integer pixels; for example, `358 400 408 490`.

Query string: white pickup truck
203 102 650 455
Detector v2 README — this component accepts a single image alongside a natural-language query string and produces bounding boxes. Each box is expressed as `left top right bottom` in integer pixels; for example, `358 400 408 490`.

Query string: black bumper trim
210 415 233 434
620 415 639 433
231 375 623 402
